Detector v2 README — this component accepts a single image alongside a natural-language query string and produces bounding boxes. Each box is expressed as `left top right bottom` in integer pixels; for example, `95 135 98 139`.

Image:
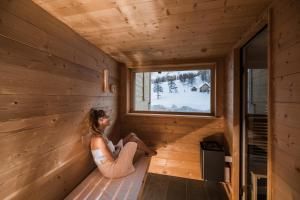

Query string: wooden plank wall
121 115 224 180
0 1 120 199
269 0 300 199
120 61 225 180
224 0 300 199
224 48 240 199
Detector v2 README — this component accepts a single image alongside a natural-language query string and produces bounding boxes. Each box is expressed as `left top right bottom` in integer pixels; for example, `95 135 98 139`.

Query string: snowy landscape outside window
132 69 213 114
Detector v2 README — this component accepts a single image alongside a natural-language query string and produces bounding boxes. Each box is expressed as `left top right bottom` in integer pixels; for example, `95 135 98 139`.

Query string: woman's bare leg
123 133 157 156
123 132 137 143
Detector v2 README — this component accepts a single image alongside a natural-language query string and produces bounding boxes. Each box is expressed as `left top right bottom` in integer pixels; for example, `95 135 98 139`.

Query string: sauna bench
65 151 150 200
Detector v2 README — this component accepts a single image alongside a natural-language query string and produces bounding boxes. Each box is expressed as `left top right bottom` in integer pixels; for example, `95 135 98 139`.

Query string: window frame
129 63 216 116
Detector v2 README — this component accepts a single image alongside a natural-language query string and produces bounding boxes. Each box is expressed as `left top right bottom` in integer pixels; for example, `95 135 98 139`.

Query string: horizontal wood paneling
0 1 120 199
0 141 87 199
0 0 118 76
0 95 117 121
121 115 224 180
6 152 93 200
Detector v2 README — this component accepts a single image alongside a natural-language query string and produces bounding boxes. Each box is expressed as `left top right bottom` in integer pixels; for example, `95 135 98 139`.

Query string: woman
89 108 157 179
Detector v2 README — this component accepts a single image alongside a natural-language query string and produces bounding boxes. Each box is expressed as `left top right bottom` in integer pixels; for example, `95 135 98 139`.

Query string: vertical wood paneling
0 1 120 199
224 0 300 199
270 0 300 199
224 49 241 200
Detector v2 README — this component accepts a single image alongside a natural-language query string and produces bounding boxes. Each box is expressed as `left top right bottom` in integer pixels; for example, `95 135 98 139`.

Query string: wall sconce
103 69 109 92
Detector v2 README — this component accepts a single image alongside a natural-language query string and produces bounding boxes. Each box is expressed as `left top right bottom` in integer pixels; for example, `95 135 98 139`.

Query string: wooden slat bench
65 152 151 200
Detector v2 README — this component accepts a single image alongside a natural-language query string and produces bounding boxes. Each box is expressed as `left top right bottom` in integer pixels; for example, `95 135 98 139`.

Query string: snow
151 70 200 79
150 71 211 113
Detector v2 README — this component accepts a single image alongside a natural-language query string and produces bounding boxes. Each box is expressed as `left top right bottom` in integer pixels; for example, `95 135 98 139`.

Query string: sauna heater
200 141 225 182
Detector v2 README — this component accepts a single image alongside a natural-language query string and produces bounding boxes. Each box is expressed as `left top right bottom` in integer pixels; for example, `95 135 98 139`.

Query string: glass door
240 27 268 200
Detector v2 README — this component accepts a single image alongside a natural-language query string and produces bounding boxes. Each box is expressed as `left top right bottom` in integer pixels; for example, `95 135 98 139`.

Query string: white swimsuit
91 136 123 165
91 136 138 178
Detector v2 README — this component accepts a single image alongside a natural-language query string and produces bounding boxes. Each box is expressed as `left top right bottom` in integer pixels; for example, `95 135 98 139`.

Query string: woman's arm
94 137 116 162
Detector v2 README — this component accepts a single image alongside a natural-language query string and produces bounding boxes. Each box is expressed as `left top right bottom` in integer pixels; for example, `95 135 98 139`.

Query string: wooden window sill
125 112 220 119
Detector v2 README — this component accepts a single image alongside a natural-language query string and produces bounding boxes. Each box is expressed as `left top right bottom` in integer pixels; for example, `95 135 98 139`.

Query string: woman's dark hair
89 108 106 135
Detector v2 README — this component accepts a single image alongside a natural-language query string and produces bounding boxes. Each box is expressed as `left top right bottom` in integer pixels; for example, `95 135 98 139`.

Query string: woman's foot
145 149 157 157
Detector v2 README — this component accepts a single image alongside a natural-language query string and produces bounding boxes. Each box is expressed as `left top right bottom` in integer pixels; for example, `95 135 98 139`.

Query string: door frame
230 7 273 200
239 26 268 200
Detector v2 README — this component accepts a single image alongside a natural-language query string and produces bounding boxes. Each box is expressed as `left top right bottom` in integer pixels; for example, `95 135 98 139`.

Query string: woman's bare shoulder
91 135 106 148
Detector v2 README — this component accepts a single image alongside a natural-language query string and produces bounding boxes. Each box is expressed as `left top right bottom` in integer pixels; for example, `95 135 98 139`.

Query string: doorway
240 27 268 200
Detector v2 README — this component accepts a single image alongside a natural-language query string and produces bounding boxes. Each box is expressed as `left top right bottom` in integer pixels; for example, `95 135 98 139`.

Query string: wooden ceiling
33 0 271 67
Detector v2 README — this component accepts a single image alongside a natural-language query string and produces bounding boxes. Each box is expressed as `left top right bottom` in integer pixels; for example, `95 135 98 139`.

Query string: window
131 66 215 115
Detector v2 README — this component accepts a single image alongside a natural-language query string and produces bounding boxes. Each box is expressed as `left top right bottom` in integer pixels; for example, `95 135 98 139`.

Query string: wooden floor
141 173 228 200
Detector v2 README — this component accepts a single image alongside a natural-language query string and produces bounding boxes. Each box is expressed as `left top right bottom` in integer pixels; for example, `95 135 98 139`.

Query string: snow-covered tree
187 73 196 86
153 78 163 99
166 75 177 92
200 70 211 83
179 73 188 83
168 78 178 93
